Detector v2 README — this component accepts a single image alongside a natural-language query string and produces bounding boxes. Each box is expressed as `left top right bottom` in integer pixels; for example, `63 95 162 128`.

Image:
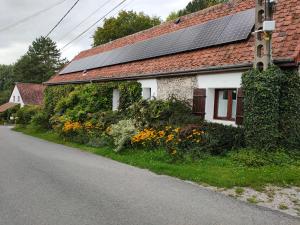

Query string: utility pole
254 0 276 71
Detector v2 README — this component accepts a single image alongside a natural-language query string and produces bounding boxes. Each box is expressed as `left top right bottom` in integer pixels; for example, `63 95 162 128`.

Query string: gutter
45 63 253 86
45 58 298 86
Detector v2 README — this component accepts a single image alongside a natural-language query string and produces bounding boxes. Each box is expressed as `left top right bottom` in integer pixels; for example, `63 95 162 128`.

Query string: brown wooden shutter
193 89 206 119
236 88 244 125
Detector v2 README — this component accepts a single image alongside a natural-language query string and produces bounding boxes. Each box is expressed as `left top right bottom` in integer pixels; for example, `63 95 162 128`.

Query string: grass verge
13 126 300 190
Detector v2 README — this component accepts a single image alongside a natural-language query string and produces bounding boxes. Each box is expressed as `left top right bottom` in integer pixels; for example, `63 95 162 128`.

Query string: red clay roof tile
46 0 300 85
16 83 45 105
0 102 19 113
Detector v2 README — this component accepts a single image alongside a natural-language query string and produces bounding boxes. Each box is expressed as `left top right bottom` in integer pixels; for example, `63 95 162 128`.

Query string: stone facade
157 76 197 104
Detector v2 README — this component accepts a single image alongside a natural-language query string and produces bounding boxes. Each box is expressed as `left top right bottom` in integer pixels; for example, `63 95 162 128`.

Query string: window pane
217 90 228 117
142 88 151 100
232 90 237 119
232 99 237 119
232 90 237 100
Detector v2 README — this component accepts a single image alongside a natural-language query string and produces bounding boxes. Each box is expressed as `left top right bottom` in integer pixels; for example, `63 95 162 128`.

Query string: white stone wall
137 79 158 99
157 76 197 104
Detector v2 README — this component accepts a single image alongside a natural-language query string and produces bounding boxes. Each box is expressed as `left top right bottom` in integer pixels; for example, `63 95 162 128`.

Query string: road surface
0 126 299 225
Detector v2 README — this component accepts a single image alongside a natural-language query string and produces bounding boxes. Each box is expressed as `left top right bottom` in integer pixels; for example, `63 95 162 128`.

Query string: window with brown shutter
193 89 206 119
236 88 244 125
214 89 237 121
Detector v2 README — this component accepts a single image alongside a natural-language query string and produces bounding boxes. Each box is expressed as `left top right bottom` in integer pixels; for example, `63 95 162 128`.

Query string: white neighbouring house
0 83 45 113
45 0 300 126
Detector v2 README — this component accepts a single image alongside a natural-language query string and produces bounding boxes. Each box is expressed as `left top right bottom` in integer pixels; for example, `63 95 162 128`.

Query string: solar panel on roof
60 8 255 75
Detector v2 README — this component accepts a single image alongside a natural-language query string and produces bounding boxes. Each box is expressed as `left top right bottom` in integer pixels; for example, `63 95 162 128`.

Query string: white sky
0 0 190 65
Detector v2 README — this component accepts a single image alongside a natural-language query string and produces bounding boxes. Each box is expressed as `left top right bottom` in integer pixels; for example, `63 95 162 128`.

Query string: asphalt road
0 126 299 225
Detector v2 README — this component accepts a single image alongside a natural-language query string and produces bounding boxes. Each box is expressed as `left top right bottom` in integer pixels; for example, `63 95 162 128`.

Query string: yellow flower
158 131 165 137
166 134 174 143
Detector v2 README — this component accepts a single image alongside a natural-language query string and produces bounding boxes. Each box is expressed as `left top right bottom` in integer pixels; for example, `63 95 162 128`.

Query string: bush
131 122 244 159
54 84 114 121
0 104 20 124
87 133 113 148
118 81 142 111
87 111 125 132
16 105 41 125
44 85 76 117
127 97 202 129
200 122 245 155
242 67 281 150
30 112 50 130
230 149 296 167
279 70 300 149
109 119 137 152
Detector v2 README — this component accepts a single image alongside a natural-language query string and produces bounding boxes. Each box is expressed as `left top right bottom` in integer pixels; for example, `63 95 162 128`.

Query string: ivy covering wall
242 66 300 150
44 81 142 121
279 70 300 149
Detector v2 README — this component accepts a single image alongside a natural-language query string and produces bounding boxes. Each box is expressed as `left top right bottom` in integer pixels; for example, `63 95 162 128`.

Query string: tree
166 11 180 22
167 0 228 20
14 36 67 83
0 64 15 104
93 11 161 47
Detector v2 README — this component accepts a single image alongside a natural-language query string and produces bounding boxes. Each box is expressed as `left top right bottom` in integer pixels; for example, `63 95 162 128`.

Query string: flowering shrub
63 121 82 133
108 119 137 152
127 97 202 129
131 125 205 159
131 128 166 149
164 125 204 159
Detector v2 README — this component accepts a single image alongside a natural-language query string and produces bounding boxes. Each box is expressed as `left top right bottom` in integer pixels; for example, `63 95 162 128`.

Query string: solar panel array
60 8 255 75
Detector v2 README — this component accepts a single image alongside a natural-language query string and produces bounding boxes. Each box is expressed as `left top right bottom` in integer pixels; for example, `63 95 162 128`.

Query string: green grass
235 187 245 196
279 203 289 210
13 126 300 190
247 196 259 204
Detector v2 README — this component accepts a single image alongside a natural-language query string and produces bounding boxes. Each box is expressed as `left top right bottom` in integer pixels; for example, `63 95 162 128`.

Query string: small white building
0 83 45 113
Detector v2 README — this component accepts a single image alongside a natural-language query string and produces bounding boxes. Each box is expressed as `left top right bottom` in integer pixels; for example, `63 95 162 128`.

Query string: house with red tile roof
0 83 45 113
45 0 300 126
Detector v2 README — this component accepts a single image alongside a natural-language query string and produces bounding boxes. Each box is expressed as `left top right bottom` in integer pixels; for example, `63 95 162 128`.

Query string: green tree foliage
93 11 161 46
167 0 228 20
14 36 67 83
166 11 180 22
0 64 15 104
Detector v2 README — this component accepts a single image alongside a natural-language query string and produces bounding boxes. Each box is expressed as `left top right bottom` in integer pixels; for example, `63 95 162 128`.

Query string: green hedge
45 81 141 122
16 105 42 125
242 66 300 150
44 84 76 116
279 70 300 149
242 67 281 150
127 97 201 129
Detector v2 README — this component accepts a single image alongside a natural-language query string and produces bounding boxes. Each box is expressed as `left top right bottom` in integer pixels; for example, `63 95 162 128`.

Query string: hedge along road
0 126 299 225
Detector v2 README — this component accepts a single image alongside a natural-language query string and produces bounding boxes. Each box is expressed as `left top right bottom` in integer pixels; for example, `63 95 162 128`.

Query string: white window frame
112 89 120 111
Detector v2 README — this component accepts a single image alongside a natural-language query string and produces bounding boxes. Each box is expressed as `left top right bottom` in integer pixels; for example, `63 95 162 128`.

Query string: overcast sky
0 0 190 65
